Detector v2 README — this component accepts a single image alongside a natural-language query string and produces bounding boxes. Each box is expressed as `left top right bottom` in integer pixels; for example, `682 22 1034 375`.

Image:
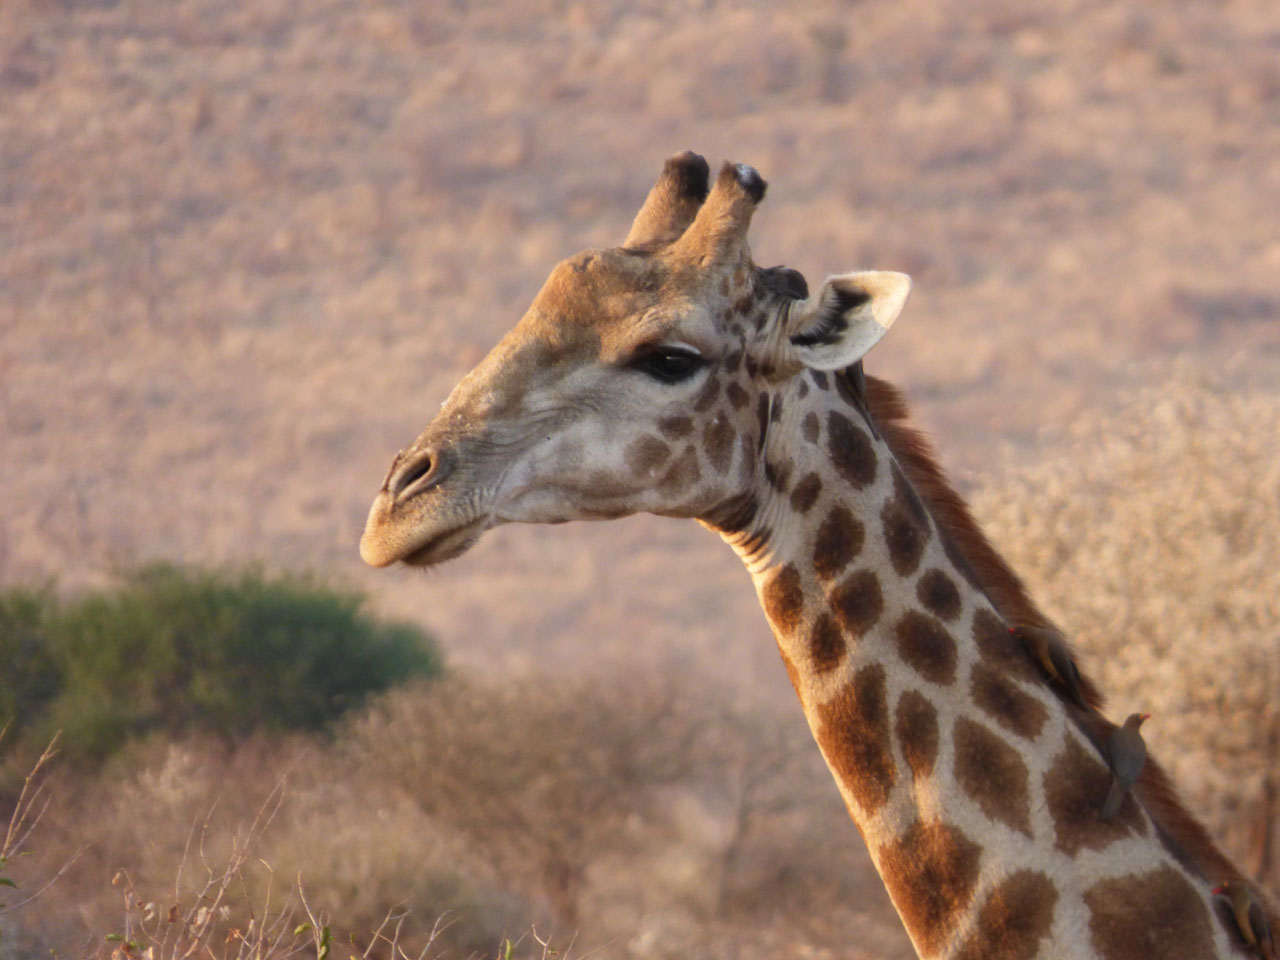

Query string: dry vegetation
3 677 907 960
2 0 1278 957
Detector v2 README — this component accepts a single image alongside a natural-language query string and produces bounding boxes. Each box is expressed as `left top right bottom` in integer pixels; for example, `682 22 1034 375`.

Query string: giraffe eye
631 348 706 384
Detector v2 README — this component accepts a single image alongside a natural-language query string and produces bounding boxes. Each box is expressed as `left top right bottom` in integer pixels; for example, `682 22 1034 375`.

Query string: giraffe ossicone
360 153 1273 959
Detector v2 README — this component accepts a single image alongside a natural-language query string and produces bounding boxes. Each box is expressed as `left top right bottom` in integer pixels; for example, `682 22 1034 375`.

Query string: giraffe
359 152 1274 959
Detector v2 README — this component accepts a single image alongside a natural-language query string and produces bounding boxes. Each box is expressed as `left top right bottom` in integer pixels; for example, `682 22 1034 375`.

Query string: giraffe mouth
399 518 488 567
359 492 491 568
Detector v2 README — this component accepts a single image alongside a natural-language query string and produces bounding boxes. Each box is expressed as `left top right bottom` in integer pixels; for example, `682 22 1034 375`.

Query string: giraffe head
360 153 911 568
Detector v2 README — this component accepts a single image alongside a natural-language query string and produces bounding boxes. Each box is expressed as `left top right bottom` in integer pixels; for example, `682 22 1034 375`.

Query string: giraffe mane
860 371 1270 906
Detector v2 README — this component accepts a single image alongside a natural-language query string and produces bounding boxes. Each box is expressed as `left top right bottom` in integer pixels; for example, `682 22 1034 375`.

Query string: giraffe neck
709 368 1236 960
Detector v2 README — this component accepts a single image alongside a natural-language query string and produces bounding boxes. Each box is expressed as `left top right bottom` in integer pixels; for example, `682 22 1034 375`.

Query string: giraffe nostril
389 447 453 500
399 453 433 488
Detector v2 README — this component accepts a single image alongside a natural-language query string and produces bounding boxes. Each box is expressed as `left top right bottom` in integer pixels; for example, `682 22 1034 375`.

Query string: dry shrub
100 785 304 960
8 736 300 956
974 364 1280 887
344 672 710 929
269 748 527 956
8 671 912 960
11 731 514 959
344 672 909 960
681 709 909 960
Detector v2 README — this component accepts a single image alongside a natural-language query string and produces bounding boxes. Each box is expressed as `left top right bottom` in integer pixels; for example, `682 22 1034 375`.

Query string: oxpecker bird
1213 881 1276 960
1012 624 1090 710
1101 712 1149 821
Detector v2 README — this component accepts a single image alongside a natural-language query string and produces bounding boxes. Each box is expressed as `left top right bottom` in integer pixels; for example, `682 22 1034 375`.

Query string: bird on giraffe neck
1214 881 1277 960
1102 712 1150 822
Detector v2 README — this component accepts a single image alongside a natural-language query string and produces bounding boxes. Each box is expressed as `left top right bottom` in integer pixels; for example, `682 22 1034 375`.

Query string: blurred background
1 1 1277 958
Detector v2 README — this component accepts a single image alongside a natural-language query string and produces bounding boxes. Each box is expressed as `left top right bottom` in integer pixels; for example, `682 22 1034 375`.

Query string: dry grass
3 676 912 960
975 363 1280 889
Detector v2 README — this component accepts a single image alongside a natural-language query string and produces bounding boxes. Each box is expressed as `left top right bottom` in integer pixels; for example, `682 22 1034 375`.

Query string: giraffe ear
782 271 911 372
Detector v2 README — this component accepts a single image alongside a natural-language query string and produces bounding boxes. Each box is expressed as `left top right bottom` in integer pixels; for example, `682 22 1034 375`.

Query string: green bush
0 585 62 743
1 564 443 762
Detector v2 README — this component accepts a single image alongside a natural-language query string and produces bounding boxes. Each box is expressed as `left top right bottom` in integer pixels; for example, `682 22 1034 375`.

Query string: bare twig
1 732 83 916
2 732 60 858
0 845 85 914
110 768 305 960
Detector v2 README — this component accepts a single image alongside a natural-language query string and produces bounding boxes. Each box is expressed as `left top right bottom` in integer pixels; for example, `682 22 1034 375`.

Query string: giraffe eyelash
628 345 707 384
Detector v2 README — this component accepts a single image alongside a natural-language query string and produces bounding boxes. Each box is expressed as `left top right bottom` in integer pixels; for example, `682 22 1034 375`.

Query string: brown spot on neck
876 818 982 957
895 689 939 780
806 612 845 674
762 563 804 636
970 663 1049 740
830 569 884 639
893 611 957 686
754 392 769 453
815 662 895 816
813 505 865 581
953 716 1033 837
953 870 1058 960
788 472 823 513
764 457 792 493
827 411 878 489
802 410 820 442
881 463 932 576
1083 866 1215 960
917 568 962 621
